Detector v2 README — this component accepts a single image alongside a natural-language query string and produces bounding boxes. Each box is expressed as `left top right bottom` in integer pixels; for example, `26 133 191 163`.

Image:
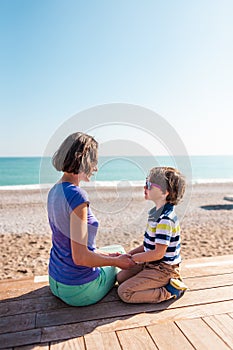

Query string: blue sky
0 0 232 156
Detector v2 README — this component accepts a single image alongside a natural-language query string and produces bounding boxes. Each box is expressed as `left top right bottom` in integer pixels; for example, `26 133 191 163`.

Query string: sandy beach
0 182 233 280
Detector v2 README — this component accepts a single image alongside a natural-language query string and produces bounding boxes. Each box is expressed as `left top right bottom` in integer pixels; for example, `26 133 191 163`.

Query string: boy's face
144 178 168 203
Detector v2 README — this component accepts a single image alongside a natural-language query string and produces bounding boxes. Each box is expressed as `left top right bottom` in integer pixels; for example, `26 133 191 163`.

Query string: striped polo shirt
143 203 181 265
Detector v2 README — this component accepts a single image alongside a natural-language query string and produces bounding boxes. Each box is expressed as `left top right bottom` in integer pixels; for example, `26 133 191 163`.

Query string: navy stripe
156 233 171 241
144 232 155 242
166 243 180 253
163 254 179 262
144 241 155 250
170 235 180 242
157 216 175 224
161 203 174 216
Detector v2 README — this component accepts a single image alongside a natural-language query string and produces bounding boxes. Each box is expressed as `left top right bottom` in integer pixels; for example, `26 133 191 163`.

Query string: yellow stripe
146 223 156 232
147 223 180 234
157 223 171 231
157 224 180 234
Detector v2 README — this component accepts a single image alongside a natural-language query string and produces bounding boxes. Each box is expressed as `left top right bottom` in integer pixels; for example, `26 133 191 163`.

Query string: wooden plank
181 255 233 278
147 322 194 349
183 255 233 266
0 283 118 304
37 300 142 328
40 299 233 343
203 314 233 349
0 313 36 334
0 328 41 349
0 276 36 285
41 319 102 343
36 284 233 329
0 287 119 319
84 331 121 350
182 264 233 278
0 283 50 301
0 278 117 302
0 277 48 289
0 295 67 318
50 337 85 349
176 318 229 350
14 344 49 349
117 327 157 350
171 285 233 308
185 272 233 290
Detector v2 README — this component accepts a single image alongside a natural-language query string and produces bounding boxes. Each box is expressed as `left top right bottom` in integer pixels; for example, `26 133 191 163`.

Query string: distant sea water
0 156 233 190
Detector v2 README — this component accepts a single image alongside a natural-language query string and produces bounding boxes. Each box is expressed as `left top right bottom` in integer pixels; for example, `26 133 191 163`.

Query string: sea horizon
0 155 232 189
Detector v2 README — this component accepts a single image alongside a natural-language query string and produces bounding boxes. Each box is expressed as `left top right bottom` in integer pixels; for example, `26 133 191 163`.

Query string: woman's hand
108 252 122 257
115 254 136 269
95 250 122 257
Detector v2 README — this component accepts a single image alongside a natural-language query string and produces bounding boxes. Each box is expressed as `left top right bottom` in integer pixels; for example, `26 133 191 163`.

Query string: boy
117 166 188 303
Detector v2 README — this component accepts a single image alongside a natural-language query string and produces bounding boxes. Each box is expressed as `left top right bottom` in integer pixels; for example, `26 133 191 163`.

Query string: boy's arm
131 243 167 264
128 244 144 255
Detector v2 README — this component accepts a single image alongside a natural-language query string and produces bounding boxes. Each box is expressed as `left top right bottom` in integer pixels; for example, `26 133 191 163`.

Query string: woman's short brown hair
149 167 186 205
52 132 98 176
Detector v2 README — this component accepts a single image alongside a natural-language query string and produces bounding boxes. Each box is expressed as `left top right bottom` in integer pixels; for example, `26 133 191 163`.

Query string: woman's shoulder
49 182 89 209
62 182 89 201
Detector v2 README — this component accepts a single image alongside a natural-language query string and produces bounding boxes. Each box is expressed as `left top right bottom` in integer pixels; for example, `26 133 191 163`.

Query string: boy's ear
164 190 169 200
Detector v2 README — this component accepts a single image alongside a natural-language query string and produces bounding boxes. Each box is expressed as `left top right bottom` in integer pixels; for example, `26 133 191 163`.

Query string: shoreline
0 178 233 191
0 182 233 280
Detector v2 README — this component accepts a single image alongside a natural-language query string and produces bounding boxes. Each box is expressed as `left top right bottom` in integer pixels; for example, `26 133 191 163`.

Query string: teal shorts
49 245 125 306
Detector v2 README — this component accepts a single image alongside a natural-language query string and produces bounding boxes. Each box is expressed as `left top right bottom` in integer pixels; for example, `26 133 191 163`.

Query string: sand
0 182 233 280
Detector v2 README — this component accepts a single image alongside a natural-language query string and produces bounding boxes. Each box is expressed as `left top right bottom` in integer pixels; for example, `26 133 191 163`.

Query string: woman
47 132 134 306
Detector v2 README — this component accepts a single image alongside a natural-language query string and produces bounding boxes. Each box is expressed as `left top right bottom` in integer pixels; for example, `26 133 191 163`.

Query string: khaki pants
117 262 181 304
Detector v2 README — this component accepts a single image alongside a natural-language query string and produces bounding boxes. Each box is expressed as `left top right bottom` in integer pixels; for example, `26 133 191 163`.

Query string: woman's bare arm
70 204 135 269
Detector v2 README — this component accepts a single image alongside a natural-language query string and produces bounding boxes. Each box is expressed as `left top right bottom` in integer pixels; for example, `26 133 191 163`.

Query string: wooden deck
1 254 233 349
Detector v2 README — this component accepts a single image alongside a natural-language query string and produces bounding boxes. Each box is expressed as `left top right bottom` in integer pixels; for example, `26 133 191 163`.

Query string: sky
0 0 233 156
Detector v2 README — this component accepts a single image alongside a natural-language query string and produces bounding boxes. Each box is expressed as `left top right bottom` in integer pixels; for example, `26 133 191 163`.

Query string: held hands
115 253 136 269
108 252 122 257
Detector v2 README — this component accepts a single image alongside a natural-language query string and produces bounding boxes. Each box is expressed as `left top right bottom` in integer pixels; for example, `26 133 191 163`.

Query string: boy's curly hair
149 167 186 205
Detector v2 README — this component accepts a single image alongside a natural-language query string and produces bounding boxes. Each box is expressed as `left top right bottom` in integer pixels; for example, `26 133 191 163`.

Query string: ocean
0 155 233 189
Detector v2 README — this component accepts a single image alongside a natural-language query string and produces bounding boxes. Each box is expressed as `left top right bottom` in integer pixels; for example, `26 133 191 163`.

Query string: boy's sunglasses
145 180 162 190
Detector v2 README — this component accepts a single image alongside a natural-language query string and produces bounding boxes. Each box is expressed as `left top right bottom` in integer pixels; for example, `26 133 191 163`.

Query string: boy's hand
115 254 136 269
